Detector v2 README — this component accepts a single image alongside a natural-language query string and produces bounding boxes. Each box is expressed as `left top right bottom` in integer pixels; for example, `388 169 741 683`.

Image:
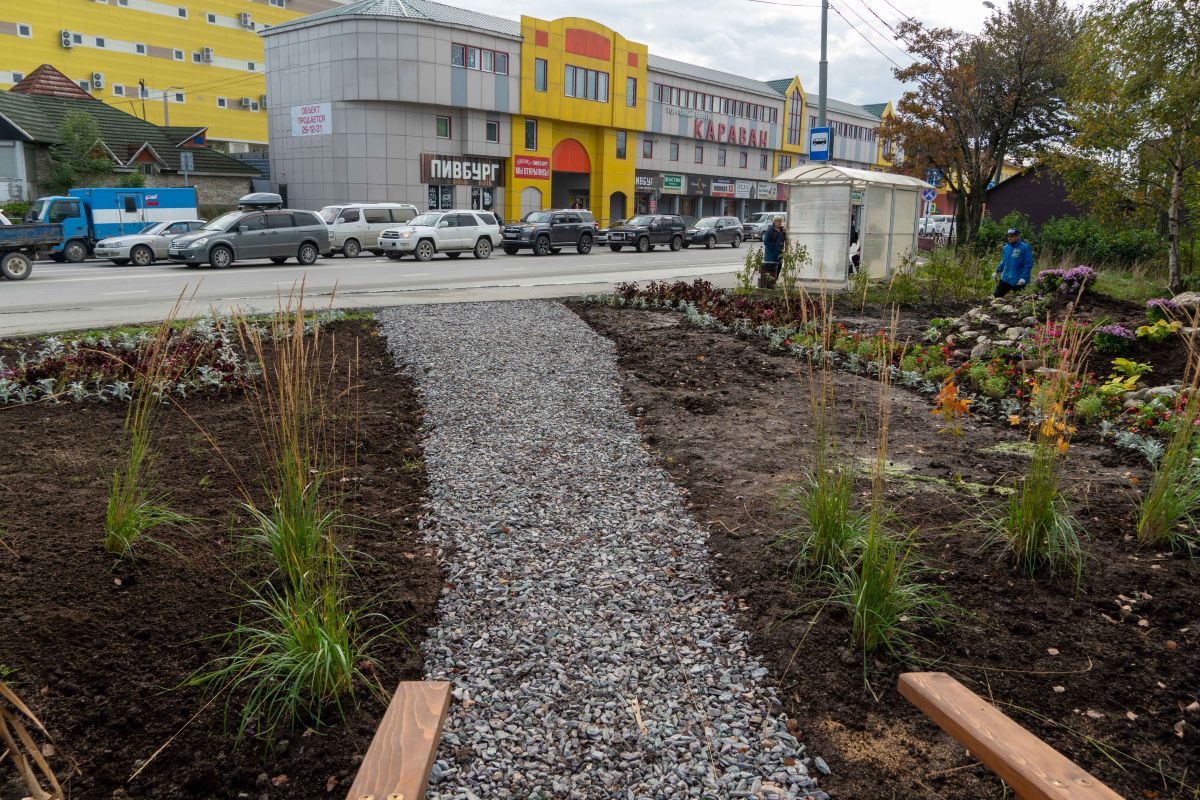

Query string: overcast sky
460 0 1000 105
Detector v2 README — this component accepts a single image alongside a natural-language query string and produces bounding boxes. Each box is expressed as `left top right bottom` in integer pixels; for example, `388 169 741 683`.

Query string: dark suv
607 215 687 253
684 216 744 249
501 210 596 256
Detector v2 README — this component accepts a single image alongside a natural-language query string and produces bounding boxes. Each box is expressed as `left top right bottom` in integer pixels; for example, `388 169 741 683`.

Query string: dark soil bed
573 303 1200 800
0 320 441 800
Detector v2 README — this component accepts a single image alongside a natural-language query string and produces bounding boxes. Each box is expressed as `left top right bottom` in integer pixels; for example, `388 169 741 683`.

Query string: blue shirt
763 225 787 263
996 240 1033 285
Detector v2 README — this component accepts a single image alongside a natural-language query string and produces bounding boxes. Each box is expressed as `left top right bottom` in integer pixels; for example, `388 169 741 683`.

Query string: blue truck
0 222 62 280
22 187 199 263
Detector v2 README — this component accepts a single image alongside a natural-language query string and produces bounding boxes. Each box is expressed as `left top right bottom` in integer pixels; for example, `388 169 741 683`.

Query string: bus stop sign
809 127 831 161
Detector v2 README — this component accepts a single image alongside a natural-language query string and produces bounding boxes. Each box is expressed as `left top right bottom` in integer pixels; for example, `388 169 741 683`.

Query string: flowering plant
1034 266 1097 295
1092 323 1135 354
1145 298 1180 323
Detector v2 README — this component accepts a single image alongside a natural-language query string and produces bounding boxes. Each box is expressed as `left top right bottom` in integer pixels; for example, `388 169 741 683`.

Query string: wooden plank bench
898 672 1124 800
345 680 451 800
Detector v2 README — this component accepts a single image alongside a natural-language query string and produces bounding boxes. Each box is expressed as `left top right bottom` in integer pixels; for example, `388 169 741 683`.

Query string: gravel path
379 301 824 800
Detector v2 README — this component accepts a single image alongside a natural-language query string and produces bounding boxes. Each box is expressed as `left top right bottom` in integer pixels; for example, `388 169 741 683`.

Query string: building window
787 90 804 146
135 43 146 54
217 97 227 108
251 101 259 111
175 92 184 103
11 72 22 81
113 85 125 96
248 62 256 70
73 33 83 44
495 53 508 74
173 49 183 60
269 0 285 6
177 6 187 17
616 131 627 160
467 47 478 69
718 148 726 167
626 77 636 108
534 58 547 92
669 142 679 161
17 24 31 37
207 12 216 22
759 153 768 170
77 80 90 92
642 138 652 158
739 151 748 168
486 120 500 143
564 65 609 102
451 44 465 67
694 145 703 164
95 37 106 47
778 155 792 172
482 50 494 72
436 116 451 139
524 118 537 150
192 52 201 63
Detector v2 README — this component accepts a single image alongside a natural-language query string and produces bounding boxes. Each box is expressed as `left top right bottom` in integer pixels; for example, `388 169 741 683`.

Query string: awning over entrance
552 138 591 173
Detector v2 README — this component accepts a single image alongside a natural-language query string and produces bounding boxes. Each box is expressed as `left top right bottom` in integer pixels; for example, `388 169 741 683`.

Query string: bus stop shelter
774 163 934 284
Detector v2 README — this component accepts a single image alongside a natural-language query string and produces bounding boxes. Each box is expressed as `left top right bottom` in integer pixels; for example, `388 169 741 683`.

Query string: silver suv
167 208 331 268
379 210 502 261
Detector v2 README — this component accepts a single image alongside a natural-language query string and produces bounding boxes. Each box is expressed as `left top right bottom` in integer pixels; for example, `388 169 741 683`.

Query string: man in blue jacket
994 227 1034 297
760 216 787 288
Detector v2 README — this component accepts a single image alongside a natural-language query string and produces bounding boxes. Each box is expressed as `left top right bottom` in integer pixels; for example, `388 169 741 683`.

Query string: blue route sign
809 127 831 162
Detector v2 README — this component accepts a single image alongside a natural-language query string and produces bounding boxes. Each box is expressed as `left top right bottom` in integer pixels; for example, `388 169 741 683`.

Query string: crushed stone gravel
379 300 825 799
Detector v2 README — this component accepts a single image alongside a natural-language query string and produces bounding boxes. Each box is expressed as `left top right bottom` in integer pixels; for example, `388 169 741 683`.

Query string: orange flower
1008 415 1022 426
1055 437 1070 454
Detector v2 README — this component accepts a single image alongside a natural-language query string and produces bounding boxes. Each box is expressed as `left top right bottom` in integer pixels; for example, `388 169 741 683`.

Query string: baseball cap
1006 228 1020 235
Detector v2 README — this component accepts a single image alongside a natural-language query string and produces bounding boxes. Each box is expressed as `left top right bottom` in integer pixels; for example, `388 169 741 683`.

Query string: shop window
451 44 465 67
694 145 703 164
669 142 679 162
717 148 726 167
436 116 451 139
524 119 537 151
739 151 748 168
616 131 626 160
486 120 500 144
642 138 652 158
534 58 547 92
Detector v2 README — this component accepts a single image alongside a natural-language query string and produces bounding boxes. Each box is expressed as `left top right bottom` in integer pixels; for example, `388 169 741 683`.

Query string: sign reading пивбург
291 103 331 136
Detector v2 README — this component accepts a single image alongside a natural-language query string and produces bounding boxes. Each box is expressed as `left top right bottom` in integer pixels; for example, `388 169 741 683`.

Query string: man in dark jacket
761 216 787 288
994 228 1034 297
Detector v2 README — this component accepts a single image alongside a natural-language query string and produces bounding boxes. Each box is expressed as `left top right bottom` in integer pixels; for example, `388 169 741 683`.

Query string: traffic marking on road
101 290 150 295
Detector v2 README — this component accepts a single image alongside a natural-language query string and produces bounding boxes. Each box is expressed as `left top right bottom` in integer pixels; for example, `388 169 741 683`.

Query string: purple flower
1095 324 1134 339
1146 298 1179 310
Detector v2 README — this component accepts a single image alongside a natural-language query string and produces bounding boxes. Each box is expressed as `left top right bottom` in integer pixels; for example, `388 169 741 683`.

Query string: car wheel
110 259 130 265
385 252 403 260
0 251 33 280
63 240 88 263
636 236 650 253
130 245 155 266
503 246 519 255
577 234 593 254
534 236 551 256
705 236 716 249
415 239 435 261
474 238 493 259
271 256 288 264
610 244 622 252
209 245 234 269
731 235 742 248
297 242 319 266
670 235 683 252
342 239 361 258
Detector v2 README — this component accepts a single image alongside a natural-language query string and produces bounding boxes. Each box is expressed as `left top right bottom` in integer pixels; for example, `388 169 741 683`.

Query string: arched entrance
520 186 543 220
551 139 591 210
608 191 627 225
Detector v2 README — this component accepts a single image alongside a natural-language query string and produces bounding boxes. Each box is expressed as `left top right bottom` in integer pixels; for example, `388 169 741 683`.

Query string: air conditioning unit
60 30 74 49
239 11 254 28
201 47 213 62
240 97 252 108
259 94 267 108
91 72 104 90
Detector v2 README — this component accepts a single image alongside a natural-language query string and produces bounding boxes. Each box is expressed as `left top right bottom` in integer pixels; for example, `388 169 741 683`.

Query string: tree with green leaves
879 0 1079 245
1057 0 1200 293
46 110 112 194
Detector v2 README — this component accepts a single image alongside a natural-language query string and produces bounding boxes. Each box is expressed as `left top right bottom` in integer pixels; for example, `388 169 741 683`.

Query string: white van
320 202 419 258
920 215 955 237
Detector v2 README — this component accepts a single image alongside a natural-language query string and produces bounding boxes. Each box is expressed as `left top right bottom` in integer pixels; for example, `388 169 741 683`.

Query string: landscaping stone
970 340 992 359
1170 291 1200 310
378 301 818 799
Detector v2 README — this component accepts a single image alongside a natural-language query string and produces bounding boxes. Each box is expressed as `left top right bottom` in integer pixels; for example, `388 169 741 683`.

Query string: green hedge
975 211 1161 267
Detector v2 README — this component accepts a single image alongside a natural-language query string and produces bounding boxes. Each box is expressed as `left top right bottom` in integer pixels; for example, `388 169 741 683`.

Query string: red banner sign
693 119 768 148
514 155 551 180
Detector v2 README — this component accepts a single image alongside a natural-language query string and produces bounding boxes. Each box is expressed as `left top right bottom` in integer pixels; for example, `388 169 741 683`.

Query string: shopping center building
261 0 893 224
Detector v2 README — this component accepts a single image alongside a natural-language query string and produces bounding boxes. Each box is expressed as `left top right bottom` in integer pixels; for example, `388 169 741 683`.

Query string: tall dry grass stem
1 680 64 800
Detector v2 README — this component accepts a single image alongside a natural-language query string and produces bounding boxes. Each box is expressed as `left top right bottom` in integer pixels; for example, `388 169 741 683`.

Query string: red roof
10 65 96 101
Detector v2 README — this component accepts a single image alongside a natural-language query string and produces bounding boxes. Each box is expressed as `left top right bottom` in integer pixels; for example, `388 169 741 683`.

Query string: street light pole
818 0 829 127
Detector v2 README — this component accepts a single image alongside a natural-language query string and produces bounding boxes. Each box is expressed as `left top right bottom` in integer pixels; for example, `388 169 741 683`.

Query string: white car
378 210 502 262
94 219 207 265
319 202 419 258
920 215 954 237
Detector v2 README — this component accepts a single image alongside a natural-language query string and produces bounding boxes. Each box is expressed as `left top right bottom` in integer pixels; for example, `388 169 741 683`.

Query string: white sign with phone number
290 103 331 136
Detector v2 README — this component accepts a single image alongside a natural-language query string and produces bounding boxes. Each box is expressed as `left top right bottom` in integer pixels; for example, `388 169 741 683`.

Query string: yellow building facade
0 0 343 148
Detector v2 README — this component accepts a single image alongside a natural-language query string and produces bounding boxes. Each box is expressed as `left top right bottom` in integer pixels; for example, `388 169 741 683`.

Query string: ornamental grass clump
1136 352 1200 551
990 320 1088 582
104 309 196 557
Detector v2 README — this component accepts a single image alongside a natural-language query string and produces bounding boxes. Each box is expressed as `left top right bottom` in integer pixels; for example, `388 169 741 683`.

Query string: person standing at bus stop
994 227 1033 297
761 216 787 289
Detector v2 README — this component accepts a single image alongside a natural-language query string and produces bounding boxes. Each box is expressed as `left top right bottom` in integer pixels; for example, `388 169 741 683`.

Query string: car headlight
108 241 123 247
190 237 209 248
400 231 413 239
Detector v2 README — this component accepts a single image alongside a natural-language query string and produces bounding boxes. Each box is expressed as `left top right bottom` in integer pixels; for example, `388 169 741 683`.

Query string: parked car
378 210 502 261
742 211 786 241
319 202 419 258
167 206 330 268
920 215 954 236
606 214 687 253
93 220 207 266
501 210 597 256
683 216 743 249
596 219 625 246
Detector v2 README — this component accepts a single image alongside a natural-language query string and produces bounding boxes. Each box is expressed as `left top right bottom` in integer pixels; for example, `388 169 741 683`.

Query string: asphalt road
0 245 746 335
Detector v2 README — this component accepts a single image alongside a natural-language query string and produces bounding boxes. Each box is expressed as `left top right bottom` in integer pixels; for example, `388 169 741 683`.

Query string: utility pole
162 90 169 126
818 0 829 127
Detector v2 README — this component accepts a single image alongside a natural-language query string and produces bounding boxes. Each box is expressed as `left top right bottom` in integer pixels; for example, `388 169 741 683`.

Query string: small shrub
780 468 867 573
1073 393 1106 422
899 353 920 373
1092 324 1136 355
981 375 1010 399
1146 298 1181 323
1137 377 1200 550
967 363 990 388
1136 319 1183 343
923 364 954 383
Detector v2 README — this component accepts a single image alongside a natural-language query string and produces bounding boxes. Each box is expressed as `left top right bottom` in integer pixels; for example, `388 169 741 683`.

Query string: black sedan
683 216 744 249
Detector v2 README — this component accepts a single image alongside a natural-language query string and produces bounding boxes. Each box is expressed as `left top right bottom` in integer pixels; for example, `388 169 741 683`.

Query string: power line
829 5 909 71
835 0 913 61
